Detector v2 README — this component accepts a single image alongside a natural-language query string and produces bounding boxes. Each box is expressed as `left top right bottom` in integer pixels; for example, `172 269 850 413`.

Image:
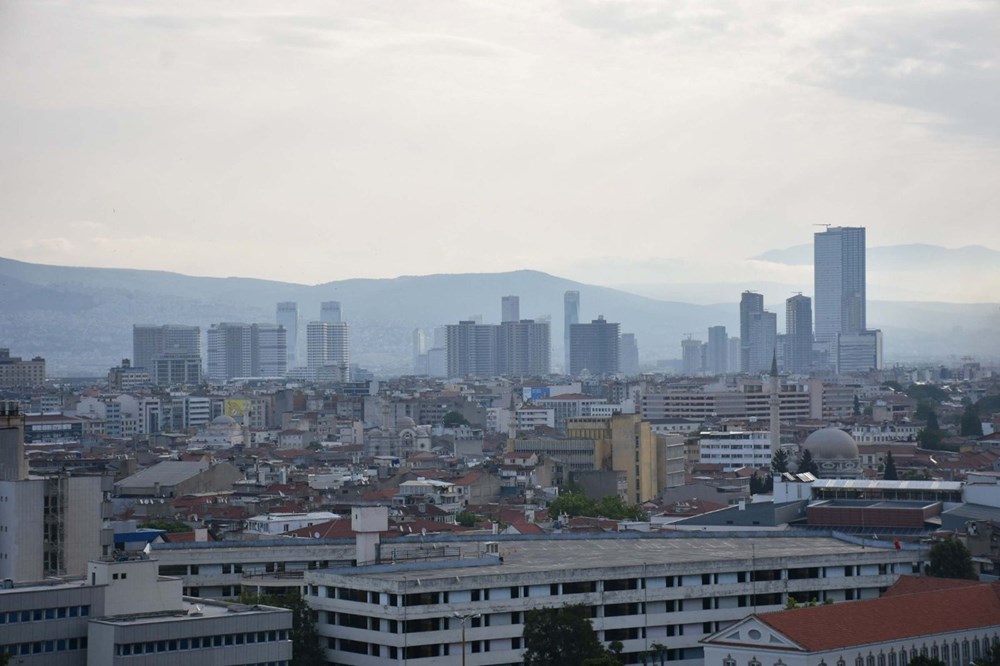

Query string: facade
739 292 764 373
151 353 202 386
564 290 580 373
682 338 703 376
501 295 520 323
814 226 866 347
747 311 777 375
498 320 550 377
321 301 343 324
703 577 1000 666
567 414 661 503
306 534 921 666
836 330 883 374
698 430 775 472
207 322 288 381
707 327 728 376
306 321 351 381
569 316 620 376
446 321 499 378
620 333 640 376
0 349 46 388
253 323 288 377
132 325 201 385
784 295 813 374
276 301 298 367
642 381 813 422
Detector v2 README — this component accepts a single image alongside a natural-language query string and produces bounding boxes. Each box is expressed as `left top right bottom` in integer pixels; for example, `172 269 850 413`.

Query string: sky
2 0 999 296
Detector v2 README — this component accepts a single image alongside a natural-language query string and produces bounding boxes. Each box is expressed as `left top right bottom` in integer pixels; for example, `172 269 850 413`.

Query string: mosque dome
212 415 238 427
802 427 859 460
397 416 417 429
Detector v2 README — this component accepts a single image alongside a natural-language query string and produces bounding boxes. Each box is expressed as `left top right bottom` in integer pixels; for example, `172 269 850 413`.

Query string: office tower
412 328 428 374
727 337 741 373
253 323 288 377
814 226 866 345
564 290 580 373
836 330 883 374
747 311 778 374
133 324 201 386
320 301 343 325
207 323 287 381
276 302 298 367
619 333 640 376
784 294 813 374
681 338 703 376
706 326 728 375
739 291 764 373
306 321 351 380
501 295 520 323
498 320 550 376
569 316 620 376
446 321 498 377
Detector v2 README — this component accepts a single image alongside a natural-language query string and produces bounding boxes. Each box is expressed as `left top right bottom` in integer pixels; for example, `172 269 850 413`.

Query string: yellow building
567 414 661 504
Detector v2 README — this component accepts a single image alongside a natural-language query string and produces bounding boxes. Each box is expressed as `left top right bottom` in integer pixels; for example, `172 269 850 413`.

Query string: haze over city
2 0 999 300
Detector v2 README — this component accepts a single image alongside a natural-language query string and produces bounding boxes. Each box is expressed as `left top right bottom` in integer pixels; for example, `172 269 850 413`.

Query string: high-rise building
814 226 866 345
320 301 343 325
133 325 201 384
727 336 741 374
739 291 764 373
706 326 728 375
412 328 428 374
747 311 778 375
207 323 287 381
446 321 498 378
784 294 813 374
564 290 580 373
501 295 520 323
276 302 298 367
306 321 350 380
836 330 883 374
619 333 640 376
681 338 703 376
569 316 620 376
498 320 550 376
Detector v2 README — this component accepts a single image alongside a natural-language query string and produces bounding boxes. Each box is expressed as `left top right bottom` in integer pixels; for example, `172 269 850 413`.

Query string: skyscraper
563 291 580 373
306 321 350 379
681 338 703 376
784 294 813 374
739 291 764 373
501 295 520 323
498 320 550 376
569 316 619 376
814 226 866 345
747 311 777 375
276 302 298 367
320 301 343 325
446 321 498 377
206 323 287 381
706 326 728 375
619 333 640 376
133 324 202 386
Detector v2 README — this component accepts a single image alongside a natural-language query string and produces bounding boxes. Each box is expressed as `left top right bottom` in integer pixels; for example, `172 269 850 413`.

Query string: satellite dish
313 532 320 539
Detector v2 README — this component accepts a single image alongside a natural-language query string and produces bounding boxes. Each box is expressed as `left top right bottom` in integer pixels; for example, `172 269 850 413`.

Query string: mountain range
1 255 998 376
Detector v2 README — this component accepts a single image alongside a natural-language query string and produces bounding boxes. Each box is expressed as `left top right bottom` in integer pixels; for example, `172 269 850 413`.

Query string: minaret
769 351 780 456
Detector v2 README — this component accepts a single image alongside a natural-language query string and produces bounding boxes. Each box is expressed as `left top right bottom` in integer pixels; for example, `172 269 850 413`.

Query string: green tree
771 448 789 474
925 408 940 432
906 384 950 403
926 538 977 580
961 403 984 437
853 395 862 416
240 592 325 666
908 657 946 666
974 639 1000 666
595 495 645 521
455 510 478 527
882 451 898 481
798 449 819 476
523 605 606 666
547 491 598 518
443 411 470 427
140 519 193 533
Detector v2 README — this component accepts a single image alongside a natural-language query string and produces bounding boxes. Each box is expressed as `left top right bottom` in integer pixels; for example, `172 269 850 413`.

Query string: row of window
724 636 999 666
0 605 90 624
2 636 87 655
115 630 290 655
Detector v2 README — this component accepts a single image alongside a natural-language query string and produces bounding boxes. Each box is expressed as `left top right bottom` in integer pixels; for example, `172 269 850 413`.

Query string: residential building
0 349 45 388
306 321 351 381
501 295 520 323
682 338 703 376
498 320 550 377
567 414 662 503
569 316 620 376
706 326 728 376
620 333 640 376
698 430 775 472
446 321 499 378
132 325 201 384
276 301 299 367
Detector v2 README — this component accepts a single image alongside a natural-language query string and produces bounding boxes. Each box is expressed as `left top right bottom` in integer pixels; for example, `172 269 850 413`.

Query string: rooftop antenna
813 224 832 229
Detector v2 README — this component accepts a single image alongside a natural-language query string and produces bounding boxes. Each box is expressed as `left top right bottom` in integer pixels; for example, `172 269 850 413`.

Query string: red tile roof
756 577 1000 652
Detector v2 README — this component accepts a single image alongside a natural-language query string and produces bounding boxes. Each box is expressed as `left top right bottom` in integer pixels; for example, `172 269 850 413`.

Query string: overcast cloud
1 0 998 297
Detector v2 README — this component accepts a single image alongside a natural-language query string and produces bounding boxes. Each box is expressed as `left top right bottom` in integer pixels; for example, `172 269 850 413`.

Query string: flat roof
812 479 962 491
316 535 911 583
92 600 288 626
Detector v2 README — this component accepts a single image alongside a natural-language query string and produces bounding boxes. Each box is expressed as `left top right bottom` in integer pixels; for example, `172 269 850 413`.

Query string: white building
698 431 775 471
245 512 341 537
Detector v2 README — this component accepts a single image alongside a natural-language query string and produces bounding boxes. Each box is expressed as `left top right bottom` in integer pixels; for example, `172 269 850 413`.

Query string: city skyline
2 1 998 292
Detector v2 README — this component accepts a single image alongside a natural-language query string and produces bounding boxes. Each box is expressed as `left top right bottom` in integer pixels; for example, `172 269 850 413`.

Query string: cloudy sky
2 0 998 296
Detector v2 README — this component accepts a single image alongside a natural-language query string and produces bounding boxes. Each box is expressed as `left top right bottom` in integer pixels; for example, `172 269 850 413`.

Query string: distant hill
754 243 1000 269
0 256 997 376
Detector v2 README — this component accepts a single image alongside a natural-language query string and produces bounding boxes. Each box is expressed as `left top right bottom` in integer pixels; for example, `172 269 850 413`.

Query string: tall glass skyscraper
563 291 580 373
814 226 866 345
784 294 813 374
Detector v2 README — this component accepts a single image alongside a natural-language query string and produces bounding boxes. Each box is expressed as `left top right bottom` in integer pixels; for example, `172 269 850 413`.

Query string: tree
974 639 1000 666
547 491 597 519
882 451 898 481
443 411 470 427
925 408 940 432
455 510 478 527
961 403 984 437
595 495 646 521
853 394 862 416
798 449 819 476
908 657 946 666
240 592 325 666
771 448 789 474
523 605 606 666
927 538 977 580
140 519 193 533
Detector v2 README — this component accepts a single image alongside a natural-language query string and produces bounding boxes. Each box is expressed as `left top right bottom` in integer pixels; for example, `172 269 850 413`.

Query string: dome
802 427 859 460
396 416 416 429
212 415 238 427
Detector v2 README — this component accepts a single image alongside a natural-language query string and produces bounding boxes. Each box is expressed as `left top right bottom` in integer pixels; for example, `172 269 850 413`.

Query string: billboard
224 399 250 419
